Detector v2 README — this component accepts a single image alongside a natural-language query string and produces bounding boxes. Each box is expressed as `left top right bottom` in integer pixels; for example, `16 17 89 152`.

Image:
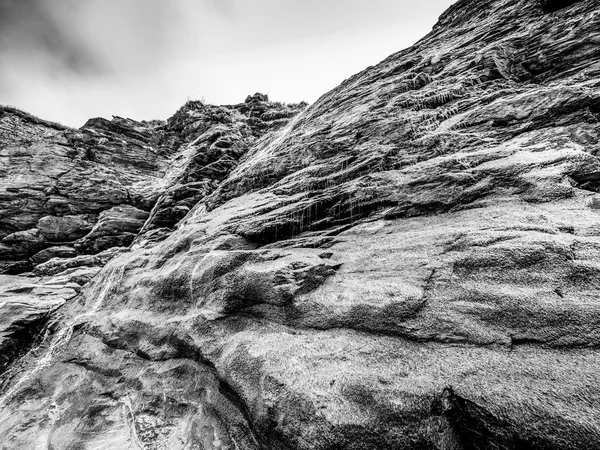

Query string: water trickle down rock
1 0 600 448
0 97 306 274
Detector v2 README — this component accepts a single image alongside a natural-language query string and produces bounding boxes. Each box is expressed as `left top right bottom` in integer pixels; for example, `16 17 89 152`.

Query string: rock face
0 271 97 374
1 0 600 449
0 97 305 274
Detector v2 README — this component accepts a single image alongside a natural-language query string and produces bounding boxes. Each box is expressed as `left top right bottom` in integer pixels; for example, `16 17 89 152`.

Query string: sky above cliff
0 0 455 127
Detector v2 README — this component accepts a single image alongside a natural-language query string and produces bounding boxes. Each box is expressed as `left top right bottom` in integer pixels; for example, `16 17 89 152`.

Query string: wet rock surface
2 0 600 448
0 273 87 375
0 96 305 274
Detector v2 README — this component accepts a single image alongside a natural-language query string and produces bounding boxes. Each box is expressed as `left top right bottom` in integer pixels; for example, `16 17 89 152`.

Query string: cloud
0 0 185 78
0 0 105 75
0 0 455 126
204 0 235 17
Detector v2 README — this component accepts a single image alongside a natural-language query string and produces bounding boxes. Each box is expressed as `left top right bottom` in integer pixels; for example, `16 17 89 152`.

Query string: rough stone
29 246 77 265
2 0 600 448
36 215 94 242
0 98 305 273
75 205 149 254
0 275 78 374
32 247 127 277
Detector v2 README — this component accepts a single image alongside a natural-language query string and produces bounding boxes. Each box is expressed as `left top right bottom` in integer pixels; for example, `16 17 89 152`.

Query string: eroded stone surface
1 0 600 449
0 97 305 274
0 273 87 375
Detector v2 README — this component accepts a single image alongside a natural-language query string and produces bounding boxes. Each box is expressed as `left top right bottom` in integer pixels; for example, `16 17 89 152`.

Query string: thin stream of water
0 266 124 408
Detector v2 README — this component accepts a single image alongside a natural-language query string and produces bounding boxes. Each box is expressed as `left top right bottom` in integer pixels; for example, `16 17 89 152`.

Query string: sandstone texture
0 96 304 274
1 0 600 449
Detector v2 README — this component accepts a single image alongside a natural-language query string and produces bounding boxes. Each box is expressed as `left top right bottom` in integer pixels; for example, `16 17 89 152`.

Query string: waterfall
0 266 124 408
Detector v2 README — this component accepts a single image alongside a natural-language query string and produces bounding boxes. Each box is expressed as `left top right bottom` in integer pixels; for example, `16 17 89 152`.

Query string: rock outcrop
0 96 305 274
1 0 600 449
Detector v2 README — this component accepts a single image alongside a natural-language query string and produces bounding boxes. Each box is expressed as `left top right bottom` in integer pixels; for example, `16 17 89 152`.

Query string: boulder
36 215 94 242
2 229 46 256
29 246 77 265
75 205 149 254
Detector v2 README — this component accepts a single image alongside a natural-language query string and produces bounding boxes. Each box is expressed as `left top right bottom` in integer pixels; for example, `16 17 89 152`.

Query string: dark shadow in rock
0 314 50 376
539 0 582 13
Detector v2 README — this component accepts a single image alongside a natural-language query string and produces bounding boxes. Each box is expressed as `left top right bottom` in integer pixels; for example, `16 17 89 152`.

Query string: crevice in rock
0 313 51 376
440 387 535 450
215 377 293 450
97 329 288 450
569 173 600 193
539 0 582 14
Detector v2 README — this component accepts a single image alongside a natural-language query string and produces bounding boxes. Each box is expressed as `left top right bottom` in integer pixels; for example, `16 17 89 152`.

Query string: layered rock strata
0 96 305 274
1 0 600 449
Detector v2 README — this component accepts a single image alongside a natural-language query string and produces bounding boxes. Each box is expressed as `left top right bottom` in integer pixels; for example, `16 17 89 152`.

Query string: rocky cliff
1 0 599 448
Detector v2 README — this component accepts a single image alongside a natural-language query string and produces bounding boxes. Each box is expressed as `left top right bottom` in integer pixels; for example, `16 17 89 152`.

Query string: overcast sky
0 0 455 127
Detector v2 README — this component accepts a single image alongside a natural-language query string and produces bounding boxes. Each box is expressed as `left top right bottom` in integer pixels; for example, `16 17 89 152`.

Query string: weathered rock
0 261 31 275
0 275 77 374
36 215 94 242
2 0 600 448
134 99 306 239
0 98 305 273
32 247 127 277
0 110 164 269
0 243 14 260
0 332 262 450
29 246 77 265
75 205 148 254
2 229 46 256
43 266 101 288
587 194 600 209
